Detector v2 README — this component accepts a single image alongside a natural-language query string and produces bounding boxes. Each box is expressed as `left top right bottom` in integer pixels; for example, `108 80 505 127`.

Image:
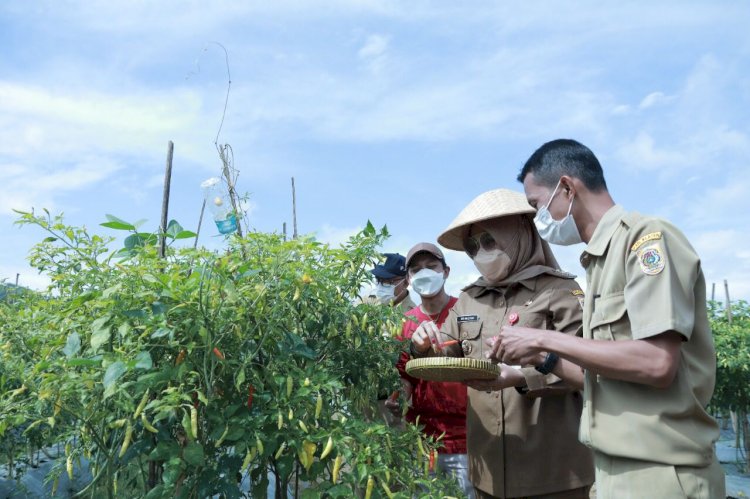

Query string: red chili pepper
508 312 519 325
175 349 186 365
438 339 459 348
247 385 255 409
428 450 436 472
388 390 399 402
212 347 225 360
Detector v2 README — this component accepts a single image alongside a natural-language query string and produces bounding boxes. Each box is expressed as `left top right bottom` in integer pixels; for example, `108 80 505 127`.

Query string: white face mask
375 282 397 304
410 268 445 297
473 248 513 284
534 180 582 246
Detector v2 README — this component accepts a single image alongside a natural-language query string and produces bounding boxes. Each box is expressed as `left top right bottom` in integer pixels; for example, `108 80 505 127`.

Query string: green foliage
709 300 750 413
0 211 461 498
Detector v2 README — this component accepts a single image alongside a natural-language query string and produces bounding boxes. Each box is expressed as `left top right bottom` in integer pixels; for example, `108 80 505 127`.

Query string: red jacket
396 297 467 454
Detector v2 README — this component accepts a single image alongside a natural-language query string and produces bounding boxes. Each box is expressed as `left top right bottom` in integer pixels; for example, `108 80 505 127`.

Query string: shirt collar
580 205 625 266
468 277 537 298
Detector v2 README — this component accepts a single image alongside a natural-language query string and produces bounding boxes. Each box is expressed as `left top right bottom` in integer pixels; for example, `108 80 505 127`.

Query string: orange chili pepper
247 385 255 410
428 449 436 472
438 339 459 348
212 347 225 360
175 349 186 365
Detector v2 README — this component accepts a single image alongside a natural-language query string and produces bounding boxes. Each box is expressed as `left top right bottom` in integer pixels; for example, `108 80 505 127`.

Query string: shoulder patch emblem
637 243 665 275
631 231 662 252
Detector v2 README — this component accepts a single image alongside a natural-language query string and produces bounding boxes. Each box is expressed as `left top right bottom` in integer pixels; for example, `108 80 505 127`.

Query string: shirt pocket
514 309 548 330
457 320 483 341
589 293 627 341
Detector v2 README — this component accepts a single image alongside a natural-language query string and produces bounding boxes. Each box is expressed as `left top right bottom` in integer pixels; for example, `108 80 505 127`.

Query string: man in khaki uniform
411 189 594 498
493 139 725 498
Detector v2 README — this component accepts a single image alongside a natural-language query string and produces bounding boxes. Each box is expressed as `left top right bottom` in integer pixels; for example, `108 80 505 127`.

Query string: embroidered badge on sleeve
637 243 666 275
631 231 662 252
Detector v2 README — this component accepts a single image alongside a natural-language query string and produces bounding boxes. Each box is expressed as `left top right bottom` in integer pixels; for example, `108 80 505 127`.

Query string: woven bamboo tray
405 357 500 382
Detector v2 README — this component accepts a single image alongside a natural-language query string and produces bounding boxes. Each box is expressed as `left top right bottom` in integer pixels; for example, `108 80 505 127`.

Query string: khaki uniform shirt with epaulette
579 205 719 466
437 273 594 498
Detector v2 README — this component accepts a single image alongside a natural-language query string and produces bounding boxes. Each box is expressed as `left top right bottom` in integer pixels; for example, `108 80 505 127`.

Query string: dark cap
405 242 446 269
370 253 407 279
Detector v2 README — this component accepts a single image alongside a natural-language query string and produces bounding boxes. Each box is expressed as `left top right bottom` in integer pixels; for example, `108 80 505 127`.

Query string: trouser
437 453 475 499
593 451 726 499
474 485 591 499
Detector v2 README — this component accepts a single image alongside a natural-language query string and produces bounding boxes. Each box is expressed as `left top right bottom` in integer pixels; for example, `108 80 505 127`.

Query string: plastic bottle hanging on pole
200 177 238 235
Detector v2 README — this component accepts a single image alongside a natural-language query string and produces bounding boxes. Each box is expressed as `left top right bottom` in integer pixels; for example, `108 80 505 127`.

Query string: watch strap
534 352 559 375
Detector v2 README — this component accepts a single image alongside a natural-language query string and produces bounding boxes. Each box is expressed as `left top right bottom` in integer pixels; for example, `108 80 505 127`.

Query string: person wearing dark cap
369 252 416 313
410 189 594 499
388 242 472 498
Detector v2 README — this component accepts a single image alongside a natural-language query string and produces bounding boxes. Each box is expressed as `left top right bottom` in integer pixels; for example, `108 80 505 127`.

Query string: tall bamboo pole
724 279 732 325
158 141 174 259
291 177 298 239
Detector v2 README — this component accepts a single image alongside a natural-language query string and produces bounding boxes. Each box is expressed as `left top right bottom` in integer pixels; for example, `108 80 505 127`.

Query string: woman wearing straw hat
409 188 594 499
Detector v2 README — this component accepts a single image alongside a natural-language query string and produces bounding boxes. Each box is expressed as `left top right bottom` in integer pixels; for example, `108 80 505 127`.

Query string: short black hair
517 139 608 191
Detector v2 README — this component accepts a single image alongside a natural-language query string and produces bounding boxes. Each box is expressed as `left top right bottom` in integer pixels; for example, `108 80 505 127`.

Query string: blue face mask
533 180 582 246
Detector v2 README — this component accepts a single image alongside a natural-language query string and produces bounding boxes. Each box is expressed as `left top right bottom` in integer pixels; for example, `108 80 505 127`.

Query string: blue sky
1 1 749 302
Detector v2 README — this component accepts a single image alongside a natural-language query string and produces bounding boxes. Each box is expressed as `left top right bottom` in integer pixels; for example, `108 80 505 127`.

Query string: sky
1 1 749 304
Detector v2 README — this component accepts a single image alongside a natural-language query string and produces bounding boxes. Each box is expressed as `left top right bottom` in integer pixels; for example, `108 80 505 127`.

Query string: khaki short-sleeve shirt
437 273 594 497
578 205 719 466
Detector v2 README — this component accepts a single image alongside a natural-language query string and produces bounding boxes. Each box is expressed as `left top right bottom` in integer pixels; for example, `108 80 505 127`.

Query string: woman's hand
464 364 525 392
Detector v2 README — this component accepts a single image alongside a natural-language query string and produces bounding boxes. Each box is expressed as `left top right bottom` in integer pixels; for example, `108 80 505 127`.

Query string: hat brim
437 189 536 251
370 267 400 279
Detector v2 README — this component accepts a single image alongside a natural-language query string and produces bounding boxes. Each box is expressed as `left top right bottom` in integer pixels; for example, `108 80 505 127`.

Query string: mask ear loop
565 194 575 217
542 179 563 210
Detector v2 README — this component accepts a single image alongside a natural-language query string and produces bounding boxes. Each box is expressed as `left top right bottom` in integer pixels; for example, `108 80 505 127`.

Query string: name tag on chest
457 315 479 323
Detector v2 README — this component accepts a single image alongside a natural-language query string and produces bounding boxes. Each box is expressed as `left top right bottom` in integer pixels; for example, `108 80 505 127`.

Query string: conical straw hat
437 188 535 251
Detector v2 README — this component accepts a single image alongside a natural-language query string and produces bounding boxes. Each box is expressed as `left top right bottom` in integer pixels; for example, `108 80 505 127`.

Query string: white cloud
358 34 390 60
638 91 674 110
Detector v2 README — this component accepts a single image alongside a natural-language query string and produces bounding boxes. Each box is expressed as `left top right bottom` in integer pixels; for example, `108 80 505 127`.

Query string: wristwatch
534 352 559 375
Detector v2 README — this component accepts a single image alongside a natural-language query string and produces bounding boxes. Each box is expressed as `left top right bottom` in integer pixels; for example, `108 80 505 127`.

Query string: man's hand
411 320 444 354
464 364 525 392
486 325 547 366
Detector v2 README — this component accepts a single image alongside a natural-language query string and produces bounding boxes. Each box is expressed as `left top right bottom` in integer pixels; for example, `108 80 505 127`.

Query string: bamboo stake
283 222 287 242
291 177 298 239
711 282 715 302
158 141 174 259
724 279 732 325
193 199 206 250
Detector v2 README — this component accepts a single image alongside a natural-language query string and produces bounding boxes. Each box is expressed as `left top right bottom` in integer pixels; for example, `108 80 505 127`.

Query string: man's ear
560 175 577 199
444 266 451 279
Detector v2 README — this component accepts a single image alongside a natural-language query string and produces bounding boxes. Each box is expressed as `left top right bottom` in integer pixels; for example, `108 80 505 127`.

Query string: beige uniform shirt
439 273 594 498
579 205 719 466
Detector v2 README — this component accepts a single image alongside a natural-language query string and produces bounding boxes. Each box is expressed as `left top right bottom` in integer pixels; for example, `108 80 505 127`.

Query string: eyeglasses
463 232 497 258
376 277 404 286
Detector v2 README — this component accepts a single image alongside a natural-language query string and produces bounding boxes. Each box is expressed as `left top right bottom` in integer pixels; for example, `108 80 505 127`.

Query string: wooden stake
15 273 19 287
291 177 298 239
159 141 174 259
724 279 732 325
711 282 715 302
283 222 287 242
194 199 206 250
